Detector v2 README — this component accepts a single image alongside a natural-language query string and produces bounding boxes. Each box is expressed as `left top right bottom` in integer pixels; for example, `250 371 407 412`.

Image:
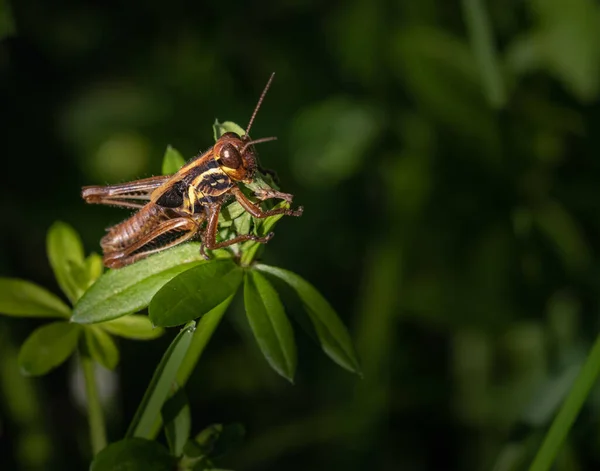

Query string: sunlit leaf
149 260 242 328
0 278 70 318
71 252 104 293
213 120 245 141
218 201 246 228
127 321 196 439
71 244 207 324
85 327 119 370
100 315 164 340
90 438 173 471
18 322 81 376
244 271 296 382
161 145 186 175
162 387 191 457
46 221 86 303
255 264 361 375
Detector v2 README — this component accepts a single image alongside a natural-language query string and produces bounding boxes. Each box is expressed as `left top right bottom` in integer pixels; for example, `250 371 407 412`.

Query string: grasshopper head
214 132 276 184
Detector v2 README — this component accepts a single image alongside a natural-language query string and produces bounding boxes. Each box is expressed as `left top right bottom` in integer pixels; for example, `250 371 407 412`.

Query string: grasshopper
82 74 303 268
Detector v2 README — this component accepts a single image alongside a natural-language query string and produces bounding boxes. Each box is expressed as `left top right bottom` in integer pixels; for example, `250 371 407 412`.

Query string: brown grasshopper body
82 74 303 268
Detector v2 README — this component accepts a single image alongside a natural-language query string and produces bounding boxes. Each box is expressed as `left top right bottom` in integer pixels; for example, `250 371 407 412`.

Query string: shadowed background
2 0 600 469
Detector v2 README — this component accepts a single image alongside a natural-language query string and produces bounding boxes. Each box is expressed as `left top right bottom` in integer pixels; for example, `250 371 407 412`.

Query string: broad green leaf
101 315 164 340
161 145 186 175
255 264 361 375
0 278 70 318
90 438 173 471
71 252 104 293
213 119 245 141
149 260 242 328
127 321 196 439
46 221 86 303
18 322 81 376
85 327 119 370
244 271 296 382
162 387 191 457
71 243 207 324
84 252 104 285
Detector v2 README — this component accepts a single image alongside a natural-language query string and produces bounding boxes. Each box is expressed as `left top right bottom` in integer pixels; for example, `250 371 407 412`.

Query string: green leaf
127 321 196 439
534 201 590 271
71 243 207 324
71 252 104 293
289 97 381 187
46 221 86 303
161 145 186 175
18 322 81 376
85 327 120 370
176 295 234 386
255 264 361 375
218 201 246 228
100 315 164 340
0 0 16 40
213 120 245 141
240 201 289 265
461 0 506 108
0 278 71 318
90 438 174 471
244 271 296 382
188 423 245 460
162 387 191 457
149 260 243 328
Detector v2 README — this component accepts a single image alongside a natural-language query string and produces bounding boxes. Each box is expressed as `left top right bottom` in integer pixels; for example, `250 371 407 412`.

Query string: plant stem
529 333 600 471
80 348 107 455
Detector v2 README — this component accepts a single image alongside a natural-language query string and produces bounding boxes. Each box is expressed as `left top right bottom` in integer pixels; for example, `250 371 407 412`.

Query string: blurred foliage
3 0 600 470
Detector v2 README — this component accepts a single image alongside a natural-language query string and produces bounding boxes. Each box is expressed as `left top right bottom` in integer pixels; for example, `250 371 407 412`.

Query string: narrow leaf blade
244 271 296 382
0 278 70 318
149 260 243 328
255 264 361 375
85 327 120 370
161 145 186 175
100 315 164 340
127 321 196 439
71 243 207 324
90 438 173 471
46 221 85 303
18 322 81 376
162 386 191 457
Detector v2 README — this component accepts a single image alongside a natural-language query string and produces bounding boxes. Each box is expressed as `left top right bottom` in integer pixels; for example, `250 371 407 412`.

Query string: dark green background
3 0 600 469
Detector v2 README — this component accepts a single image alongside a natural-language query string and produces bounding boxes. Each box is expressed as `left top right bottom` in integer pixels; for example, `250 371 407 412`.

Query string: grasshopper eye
220 143 242 169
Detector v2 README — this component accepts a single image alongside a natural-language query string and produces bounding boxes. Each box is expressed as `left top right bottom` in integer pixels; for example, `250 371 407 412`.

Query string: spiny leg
199 203 273 259
103 217 201 268
232 186 303 218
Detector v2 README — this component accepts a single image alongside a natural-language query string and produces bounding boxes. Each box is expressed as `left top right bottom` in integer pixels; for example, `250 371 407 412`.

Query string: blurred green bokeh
3 0 600 469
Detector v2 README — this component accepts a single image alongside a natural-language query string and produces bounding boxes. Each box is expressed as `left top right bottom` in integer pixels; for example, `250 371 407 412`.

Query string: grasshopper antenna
240 136 277 154
245 72 275 137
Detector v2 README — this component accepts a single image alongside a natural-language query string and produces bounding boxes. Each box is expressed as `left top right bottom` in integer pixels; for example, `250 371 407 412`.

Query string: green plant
0 121 360 470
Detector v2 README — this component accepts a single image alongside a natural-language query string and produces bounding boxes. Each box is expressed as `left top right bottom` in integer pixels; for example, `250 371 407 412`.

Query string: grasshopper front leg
199 203 274 259
199 187 303 259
